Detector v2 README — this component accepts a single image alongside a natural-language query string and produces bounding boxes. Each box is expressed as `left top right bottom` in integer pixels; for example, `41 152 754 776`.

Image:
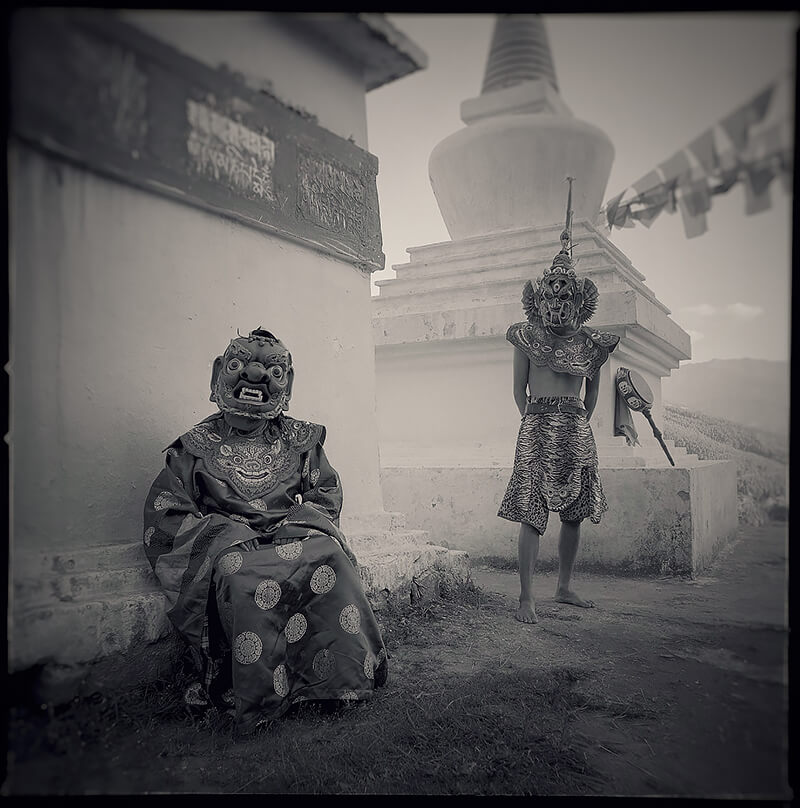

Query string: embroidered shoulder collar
506 319 619 379
176 414 324 500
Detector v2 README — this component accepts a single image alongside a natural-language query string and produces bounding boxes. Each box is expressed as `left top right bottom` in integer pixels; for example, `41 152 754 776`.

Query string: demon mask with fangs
210 328 294 421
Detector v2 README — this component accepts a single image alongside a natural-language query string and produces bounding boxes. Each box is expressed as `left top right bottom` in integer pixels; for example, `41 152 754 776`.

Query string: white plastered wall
9 143 384 552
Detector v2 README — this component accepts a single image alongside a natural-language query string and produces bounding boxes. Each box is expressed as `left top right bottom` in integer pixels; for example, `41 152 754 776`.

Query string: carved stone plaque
10 9 384 272
297 151 366 237
186 99 276 202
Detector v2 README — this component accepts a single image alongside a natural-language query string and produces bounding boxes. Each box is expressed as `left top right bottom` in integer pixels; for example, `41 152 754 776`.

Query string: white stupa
372 14 738 575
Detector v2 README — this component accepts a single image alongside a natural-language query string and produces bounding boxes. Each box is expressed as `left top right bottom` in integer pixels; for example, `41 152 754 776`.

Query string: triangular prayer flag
743 169 772 215
746 160 776 197
721 106 751 152
677 196 708 238
612 201 633 228
605 190 626 230
678 178 712 217
750 84 776 125
687 129 719 174
753 123 784 160
720 84 775 154
632 170 664 197
657 150 692 185
630 200 667 228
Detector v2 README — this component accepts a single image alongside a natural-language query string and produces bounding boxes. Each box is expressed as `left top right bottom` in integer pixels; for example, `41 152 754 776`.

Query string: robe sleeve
143 443 261 645
300 438 343 527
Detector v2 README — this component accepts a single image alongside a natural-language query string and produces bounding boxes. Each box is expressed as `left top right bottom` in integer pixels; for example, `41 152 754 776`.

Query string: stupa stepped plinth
372 14 738 576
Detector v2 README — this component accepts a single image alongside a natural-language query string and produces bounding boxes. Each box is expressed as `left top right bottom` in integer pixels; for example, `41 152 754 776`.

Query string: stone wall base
380 460 738 576
10 513 469 704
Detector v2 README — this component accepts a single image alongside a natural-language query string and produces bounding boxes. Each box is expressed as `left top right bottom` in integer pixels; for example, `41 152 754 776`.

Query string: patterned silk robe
143 413 387 733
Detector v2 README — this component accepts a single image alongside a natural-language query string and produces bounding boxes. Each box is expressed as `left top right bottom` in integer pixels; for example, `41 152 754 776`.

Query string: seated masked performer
497 185 619 624
143 328 388 733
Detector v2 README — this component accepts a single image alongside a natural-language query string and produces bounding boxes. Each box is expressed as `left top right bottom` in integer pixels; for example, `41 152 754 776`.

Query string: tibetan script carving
297 152 366 238
186 99 275 201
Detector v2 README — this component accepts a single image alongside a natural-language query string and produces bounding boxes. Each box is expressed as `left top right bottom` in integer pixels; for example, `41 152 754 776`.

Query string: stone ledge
9 527 469 676
380 461 738 576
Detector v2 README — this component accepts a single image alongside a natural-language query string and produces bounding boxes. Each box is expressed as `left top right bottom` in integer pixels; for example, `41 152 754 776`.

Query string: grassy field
662 405 788 525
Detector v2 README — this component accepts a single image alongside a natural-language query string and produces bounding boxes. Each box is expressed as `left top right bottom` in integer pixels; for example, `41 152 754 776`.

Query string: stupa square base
380 460 738 576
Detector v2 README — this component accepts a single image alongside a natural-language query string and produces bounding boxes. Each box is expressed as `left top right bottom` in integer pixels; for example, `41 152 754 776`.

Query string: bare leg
554 520 594 608
516 522 540 623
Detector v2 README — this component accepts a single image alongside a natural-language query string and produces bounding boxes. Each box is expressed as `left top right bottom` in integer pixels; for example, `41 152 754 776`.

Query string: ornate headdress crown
522 177 599 327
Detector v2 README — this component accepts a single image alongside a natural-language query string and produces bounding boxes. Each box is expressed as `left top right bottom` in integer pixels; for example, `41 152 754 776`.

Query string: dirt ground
4 522 792 797
471 521 792 798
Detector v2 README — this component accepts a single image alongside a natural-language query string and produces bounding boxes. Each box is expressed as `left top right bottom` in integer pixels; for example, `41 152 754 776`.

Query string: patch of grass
376 570 504 651
477 555 519 572
565 686 664 721
224 664 603 795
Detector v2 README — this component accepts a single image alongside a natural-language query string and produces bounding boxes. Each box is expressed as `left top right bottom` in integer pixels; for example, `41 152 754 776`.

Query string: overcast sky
366 13 796 364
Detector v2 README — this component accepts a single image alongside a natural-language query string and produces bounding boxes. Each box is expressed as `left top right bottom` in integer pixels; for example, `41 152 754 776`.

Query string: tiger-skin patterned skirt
497 396 608 535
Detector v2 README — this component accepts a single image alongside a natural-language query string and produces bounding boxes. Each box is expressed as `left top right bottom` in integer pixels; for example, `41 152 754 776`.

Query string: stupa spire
481 14 559 96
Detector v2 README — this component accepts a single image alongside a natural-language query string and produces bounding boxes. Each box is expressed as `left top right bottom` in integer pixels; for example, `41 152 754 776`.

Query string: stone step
379 247 611 288
13 565 160 611
373 264 623 313
14 541 150 578
13 528 433 613
10 591 173 672
10 540 469 672
13 513 409 578
357 543 470 594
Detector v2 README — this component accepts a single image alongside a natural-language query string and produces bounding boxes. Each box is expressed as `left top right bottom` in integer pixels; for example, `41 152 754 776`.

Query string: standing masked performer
498 180 619 624
143 328 387 733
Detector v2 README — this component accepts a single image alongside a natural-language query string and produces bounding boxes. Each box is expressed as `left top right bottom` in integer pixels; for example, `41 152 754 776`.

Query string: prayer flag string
597 73 793 239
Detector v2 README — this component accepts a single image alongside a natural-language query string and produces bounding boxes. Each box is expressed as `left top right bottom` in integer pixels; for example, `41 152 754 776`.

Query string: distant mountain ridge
661 358 789 439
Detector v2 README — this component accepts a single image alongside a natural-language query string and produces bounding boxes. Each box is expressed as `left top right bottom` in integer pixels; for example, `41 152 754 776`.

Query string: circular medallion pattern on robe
143 527 155 546
275 541 303 560
313 648 336 679
234 631 262 664
153 491 183 511
248 498 268 512
254 579 281 610
339 604 360 634
217 551 243 576
285 613 307 643
340 690 359 702
310 468 321 485
273 664 289 697
310 564 336 594
364 651 375 680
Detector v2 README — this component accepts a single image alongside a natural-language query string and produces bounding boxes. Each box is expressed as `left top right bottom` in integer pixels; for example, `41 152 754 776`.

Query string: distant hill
662 404 788 526
661 359 789 440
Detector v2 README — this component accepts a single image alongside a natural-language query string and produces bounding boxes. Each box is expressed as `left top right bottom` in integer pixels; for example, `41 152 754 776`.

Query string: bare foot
515 599 538 623
554 588 595 608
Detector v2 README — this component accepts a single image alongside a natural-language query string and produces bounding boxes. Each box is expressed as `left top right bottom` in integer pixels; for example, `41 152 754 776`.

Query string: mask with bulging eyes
210 329 294 420
536 271 585 335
